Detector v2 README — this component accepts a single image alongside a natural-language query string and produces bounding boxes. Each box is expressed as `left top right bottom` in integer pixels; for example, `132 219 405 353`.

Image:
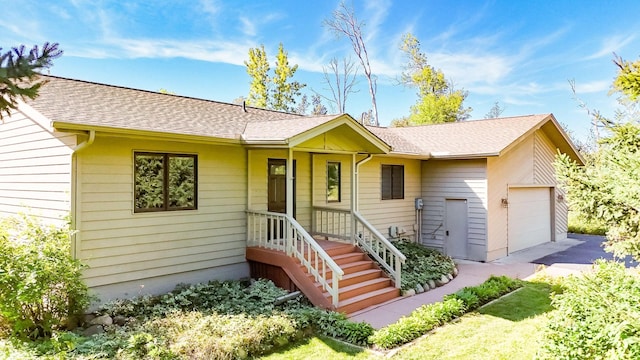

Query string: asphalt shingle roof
28 76 324 140
368 114 552 157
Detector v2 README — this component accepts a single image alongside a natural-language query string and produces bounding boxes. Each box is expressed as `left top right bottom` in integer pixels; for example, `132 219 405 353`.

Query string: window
381 164 404 200
327 161 341 202
134 152 197 212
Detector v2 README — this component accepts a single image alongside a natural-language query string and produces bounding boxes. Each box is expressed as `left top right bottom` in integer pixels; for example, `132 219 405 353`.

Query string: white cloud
585 34 636 60
573 80 611 94
239 17 256 37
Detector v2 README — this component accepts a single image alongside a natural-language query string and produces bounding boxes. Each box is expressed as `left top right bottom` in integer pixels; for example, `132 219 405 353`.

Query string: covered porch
242 114 406 313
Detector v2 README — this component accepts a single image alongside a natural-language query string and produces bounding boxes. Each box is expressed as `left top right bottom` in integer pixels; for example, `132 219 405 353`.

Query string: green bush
445 275 523 311
0 214 91 339
371 275 523 349
370 298 465 349
539 261 640 359
393 239 456 291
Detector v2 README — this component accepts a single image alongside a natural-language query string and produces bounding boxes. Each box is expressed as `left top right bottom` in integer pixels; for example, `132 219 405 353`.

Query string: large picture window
134 152 197 212
381 164 404 200
327 161 341 202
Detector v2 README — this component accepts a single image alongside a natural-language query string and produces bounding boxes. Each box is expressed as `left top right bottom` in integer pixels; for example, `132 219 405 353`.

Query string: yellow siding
77 136 248 291
312 154 352 211
358 156 421 240
535 132 568 240
420 159 488 260
0 110 75 222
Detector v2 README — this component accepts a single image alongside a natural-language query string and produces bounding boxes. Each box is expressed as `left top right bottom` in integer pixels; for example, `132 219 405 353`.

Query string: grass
261 335 381 359
263 281 554 359
391 282 553 359
568 211 607 235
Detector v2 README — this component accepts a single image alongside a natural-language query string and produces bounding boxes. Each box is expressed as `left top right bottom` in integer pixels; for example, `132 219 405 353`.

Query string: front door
445 199 468 259
268 159 287 213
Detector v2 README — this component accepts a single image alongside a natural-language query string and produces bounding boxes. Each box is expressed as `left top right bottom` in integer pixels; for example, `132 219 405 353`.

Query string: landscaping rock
82 324 105 337
83 313 96 325
113 315 127 326
415 284 425 293
423 283 431 292
447 273 454 280
90 314 113 326
427 279 436 289
453 267 459 277
435 274 450 286
402 289 416 297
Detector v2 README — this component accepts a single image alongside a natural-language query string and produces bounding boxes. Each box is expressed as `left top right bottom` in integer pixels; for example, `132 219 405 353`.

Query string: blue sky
2 0 639 141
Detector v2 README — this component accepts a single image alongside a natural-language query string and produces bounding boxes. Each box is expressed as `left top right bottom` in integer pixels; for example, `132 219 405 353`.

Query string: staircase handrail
246 210 344 307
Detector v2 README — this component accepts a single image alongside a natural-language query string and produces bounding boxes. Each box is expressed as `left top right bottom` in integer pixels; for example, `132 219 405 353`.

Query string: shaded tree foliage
556 55 640 261
0 42 62 120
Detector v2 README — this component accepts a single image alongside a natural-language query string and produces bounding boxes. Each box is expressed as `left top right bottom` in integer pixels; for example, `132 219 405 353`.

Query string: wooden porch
245 209 405 314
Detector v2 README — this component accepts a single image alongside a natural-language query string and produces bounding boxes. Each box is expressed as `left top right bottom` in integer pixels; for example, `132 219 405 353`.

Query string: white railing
312 207 406 289
246 210 344 307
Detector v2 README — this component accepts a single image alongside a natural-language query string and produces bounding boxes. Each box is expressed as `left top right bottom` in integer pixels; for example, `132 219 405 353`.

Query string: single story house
0 76 582 312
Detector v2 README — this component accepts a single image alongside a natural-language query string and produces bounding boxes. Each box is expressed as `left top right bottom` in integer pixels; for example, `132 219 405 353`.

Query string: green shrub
0 214 91 339
539 261 640 359
307 310 374 346
567 211 608 235
371 275 523 349
370 298 465 349
444 275 523 311
392 239 456 291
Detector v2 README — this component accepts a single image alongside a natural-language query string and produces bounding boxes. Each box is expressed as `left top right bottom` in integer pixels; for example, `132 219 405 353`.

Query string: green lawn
266 282 554 359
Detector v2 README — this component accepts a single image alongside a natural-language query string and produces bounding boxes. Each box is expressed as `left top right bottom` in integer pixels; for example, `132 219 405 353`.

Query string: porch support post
351 153 357 245
286 148 294 253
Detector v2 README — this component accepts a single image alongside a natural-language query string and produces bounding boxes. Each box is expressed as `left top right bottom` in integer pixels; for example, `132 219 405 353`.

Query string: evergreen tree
0 42 62 120
311 94 327 115
556 55 640 261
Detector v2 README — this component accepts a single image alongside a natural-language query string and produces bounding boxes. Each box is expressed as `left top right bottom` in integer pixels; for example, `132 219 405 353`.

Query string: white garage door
508 187 551 253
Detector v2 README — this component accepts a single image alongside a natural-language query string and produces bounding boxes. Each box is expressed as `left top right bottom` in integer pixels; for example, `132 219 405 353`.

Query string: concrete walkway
349 236 594 329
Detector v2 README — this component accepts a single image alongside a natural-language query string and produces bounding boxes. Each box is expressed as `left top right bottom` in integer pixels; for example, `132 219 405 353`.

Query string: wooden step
337 287 400 314
332 277 392 301
332 268 383 287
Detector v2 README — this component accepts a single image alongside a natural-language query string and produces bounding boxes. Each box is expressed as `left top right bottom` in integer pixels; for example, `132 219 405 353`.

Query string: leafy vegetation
392 281 553 360
370 275 522 349
539 261 640 359
393 239 456 291
567 211 608 235
0 214 91 339
556 54 640 261
0 42 62 120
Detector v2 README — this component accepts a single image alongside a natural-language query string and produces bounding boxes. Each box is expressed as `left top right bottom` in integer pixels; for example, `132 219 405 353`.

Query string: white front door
445 199 468 259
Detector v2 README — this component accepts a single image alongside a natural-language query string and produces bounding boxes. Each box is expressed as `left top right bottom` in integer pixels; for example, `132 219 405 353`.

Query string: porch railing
246 210 344 308
312 206 406 289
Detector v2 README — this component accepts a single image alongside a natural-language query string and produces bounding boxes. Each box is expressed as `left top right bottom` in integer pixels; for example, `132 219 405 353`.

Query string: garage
508 187 552 253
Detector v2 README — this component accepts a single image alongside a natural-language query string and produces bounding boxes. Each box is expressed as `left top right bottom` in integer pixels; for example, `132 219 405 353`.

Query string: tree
244 45 270 109
295 94 309 115
556 55 640 261
271 43 304 112
318 57 359 113
613 53 640 101
244 43 305 112
311 94 327 115
0 42 62 120
484 101 505 119
325 2 378 125
399 33 471 125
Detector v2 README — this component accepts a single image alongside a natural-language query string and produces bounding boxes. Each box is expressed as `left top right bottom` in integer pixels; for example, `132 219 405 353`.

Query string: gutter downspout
354 154 373 213
71 130 95 259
